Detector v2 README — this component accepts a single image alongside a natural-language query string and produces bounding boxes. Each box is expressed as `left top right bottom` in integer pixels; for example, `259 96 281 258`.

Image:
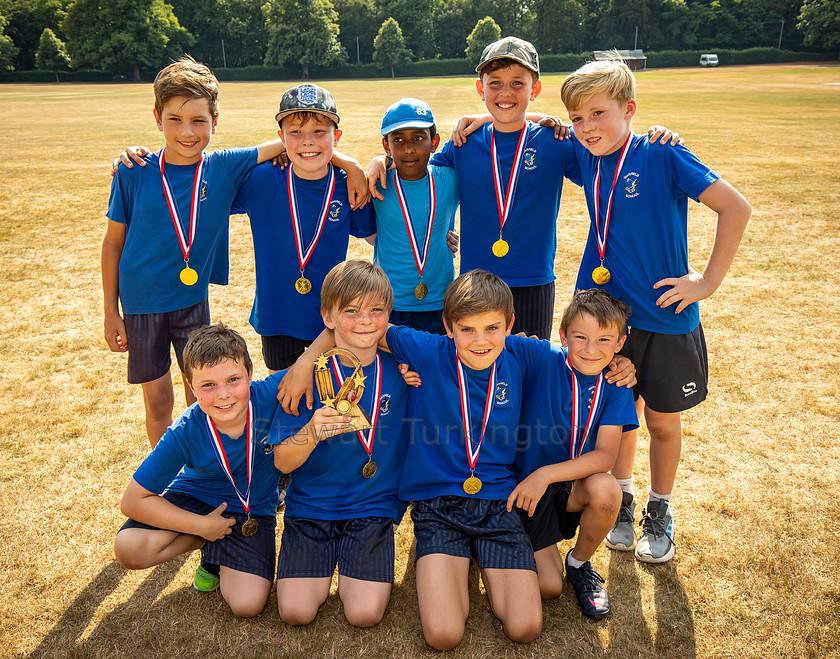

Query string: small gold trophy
314 348 372 432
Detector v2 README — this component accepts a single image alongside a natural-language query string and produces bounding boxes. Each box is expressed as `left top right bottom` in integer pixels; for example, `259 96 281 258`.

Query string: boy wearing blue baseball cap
370 98 459 334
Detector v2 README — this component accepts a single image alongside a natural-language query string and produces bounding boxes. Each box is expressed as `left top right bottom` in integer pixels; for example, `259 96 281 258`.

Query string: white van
700 54 719 67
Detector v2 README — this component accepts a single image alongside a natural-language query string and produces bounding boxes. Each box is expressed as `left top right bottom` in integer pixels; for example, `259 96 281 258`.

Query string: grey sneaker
605 491 636 551
634 499 675 564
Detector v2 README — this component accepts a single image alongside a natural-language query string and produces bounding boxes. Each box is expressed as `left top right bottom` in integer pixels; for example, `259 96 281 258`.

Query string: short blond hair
443 270 514 328
154 55 219 119
560 57 635 112
321 260 393 314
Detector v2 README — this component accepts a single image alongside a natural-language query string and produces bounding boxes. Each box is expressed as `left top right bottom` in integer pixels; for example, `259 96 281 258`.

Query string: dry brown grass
1 64 839 658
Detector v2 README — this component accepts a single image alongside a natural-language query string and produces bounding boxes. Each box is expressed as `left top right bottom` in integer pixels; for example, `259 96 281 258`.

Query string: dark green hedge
645 48 828 68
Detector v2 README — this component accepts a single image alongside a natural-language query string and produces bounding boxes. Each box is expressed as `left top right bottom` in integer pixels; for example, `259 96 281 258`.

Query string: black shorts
411 496 536 571
510 282 555 340
261 334 310 371
620 323 708 413
124 300 210 384
119 491 276 581
389 308 446 335
518 481 583 552
276 516 396 583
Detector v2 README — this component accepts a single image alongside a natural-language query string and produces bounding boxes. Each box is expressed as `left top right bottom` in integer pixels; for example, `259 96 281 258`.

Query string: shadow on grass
27 555 189 658
607 550 696 657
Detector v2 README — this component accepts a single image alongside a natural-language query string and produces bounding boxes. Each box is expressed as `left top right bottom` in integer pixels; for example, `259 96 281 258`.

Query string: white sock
567 553 586 569
616 477 633 496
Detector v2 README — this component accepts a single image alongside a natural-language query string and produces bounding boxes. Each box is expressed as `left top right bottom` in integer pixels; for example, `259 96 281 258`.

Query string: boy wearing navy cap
371 98 459 334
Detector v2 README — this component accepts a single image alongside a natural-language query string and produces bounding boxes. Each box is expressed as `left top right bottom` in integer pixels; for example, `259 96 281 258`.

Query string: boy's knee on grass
423 620 466 652
343 600 386 628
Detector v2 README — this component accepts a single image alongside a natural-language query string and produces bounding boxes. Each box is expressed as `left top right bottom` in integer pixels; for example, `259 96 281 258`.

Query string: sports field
1 63 839 658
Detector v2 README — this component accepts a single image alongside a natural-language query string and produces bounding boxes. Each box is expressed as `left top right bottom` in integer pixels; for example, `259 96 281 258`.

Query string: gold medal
241 517 259 537
362 460 378 479
492 239 509 258
463 475 482 495
592 266 611 285
415 282 428 300
180 266 198 286
295 277 312 294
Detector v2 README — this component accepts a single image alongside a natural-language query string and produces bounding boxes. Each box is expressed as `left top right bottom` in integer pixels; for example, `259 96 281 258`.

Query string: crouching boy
114 324 282 617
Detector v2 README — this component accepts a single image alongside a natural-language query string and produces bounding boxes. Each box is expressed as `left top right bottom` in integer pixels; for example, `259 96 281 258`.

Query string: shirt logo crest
495 381 510 406
328 200 343 221
523 147 537 170
623 172 640 198
379 394 392 416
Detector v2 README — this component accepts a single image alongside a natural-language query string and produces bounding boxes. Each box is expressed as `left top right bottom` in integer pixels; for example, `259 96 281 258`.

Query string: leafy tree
798 0 840 57
263 0 346 78
465 16 501 67
62 0 192 80
525 0 584 54
373 17 411 78
334 0 378 63
0 0 68 70
434 0 481 59
35 27 70 80
375 0 435 59
0 13 19 71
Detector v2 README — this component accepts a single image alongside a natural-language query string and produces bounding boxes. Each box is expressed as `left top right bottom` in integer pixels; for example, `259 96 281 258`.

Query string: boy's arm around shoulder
654 178 751 313
507 424 623 516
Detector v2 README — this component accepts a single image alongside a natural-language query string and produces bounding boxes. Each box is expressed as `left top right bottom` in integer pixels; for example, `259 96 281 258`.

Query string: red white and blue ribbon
593 134 632 264
490 125 528 237
205 401 254 515
331 354 381 456
564 358 605 460
288 164 335 275
394 169 436 281
160 148 205 265
456 356 496 472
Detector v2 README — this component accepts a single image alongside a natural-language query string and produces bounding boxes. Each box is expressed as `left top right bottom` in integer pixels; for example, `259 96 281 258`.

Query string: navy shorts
411 496 536 571
620 323 708 414
518 481 583 552
119 491 277 581
510 282 555 340
276 516 396 583
389 308 446 335
124 299 210 384
261 334 310 371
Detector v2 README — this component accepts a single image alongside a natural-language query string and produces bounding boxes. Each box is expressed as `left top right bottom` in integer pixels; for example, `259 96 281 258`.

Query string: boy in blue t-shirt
114 323 283 618
560 59 751 564
231 84 375 373
506 289 638 620
103 56 287 448
370 97 458 335
270 261 409 628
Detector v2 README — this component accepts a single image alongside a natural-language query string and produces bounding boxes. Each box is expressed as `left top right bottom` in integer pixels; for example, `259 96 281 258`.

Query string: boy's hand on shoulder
536 115 572 140
446 230 459 255
345 160 371 210
606 354 636 388
450 114 492 147
277 360 316 416
308 406 352 441
110 146 151 177
104 312 128 352
366 155 389 201
507 471 550 516
654 266 714 313
647 126 684 146
201 502 236 541
269 151 289 169
398 363 422 388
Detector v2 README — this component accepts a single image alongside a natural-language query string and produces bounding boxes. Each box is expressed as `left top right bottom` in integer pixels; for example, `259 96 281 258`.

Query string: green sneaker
193 563 220 592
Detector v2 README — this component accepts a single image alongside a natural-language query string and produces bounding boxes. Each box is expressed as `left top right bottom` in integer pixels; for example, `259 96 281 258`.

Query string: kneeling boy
114 324 283 617
507 289 638 619
271 261 409 628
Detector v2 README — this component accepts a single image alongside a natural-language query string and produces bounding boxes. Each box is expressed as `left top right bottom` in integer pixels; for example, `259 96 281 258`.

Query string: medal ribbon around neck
593 134 633 266
205 401 254 515
288 164 335 276
490 125 528 238
564 358 605 460
394 169 436 281
159 148 205 269
456 356 497 475
331 354 381 456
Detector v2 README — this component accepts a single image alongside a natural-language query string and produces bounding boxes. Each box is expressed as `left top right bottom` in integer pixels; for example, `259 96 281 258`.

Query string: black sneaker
565 550 611 620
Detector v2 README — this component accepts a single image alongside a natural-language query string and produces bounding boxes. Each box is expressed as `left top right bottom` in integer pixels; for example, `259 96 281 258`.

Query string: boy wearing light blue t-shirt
114 324 283 618
370 98 458 334
560 60 751 564
103 56 286 448
270 261 409 629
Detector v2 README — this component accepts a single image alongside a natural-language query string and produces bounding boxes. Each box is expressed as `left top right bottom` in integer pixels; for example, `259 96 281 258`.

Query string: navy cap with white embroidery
380 97 436 136
275 83 340 125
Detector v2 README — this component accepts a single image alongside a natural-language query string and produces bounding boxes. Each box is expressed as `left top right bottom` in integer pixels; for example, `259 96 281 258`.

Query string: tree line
0 0 837 80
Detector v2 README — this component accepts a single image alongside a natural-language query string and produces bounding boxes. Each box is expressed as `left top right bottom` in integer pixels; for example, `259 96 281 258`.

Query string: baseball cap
476 36 540 76
275 83 340 125
380 98 436 136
